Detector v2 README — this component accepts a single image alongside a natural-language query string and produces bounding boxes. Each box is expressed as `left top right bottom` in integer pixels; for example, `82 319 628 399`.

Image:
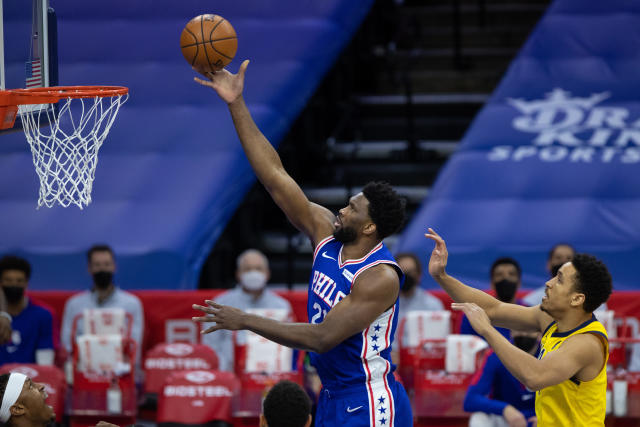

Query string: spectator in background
261 380 312 427
523 243 575 307
396 252 444 317
460 257 526 340
201 249 293 372
464 330 539 427
60 245 144 365
0 256 54 365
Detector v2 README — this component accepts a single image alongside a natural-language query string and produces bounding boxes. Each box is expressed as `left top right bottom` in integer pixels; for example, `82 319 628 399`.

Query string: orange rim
0 86 129 106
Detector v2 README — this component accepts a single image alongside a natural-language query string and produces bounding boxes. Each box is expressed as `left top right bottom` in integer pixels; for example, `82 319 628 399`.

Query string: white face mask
240 270 267 291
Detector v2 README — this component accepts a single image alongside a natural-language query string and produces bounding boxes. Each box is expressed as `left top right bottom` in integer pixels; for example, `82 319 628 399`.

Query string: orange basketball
180 14 237 74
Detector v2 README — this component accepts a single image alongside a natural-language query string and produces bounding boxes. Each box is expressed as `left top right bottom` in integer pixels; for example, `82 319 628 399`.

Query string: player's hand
424 228 448 280
527 416 537 427
192 300 247 333
0 315 12 344
451 302 492 337
502 404 527 427
193 59 249 105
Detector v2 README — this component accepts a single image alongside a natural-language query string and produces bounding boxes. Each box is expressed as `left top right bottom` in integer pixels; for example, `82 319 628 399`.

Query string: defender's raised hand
192 300 247 334
194 59 249 104
424 228 448 279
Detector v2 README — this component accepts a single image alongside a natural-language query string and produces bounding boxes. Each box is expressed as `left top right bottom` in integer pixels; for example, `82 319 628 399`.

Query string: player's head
547 243 575 277
0 256 31 305
489 257 521 303
87 244 116 290
0 373 55 427
260 380 311 427
236 249 270 292
333 181 406 244
396 252 422 294
541 253 612 315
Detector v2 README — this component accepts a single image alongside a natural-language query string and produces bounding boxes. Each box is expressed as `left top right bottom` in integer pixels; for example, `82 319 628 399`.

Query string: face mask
240 270 267 291
401 275 418 292
514 336 538 353
2 286 24 305
92 271 114 290
494 279 518 302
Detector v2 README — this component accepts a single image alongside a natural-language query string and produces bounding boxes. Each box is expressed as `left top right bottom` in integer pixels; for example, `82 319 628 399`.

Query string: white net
19 93 128 208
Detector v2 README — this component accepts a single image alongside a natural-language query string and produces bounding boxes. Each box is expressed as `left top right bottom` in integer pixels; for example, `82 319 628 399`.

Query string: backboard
1 0 57 129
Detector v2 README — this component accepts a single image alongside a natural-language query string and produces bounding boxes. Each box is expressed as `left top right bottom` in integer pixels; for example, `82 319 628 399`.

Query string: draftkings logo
489 88 640 163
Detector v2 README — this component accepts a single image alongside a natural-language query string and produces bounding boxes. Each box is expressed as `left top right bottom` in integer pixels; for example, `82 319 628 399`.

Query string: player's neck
554 309 593 333
340 237 381 262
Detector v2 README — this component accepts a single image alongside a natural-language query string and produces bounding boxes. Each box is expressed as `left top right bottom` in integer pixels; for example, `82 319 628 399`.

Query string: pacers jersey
535 314 608 427
308 236 403 389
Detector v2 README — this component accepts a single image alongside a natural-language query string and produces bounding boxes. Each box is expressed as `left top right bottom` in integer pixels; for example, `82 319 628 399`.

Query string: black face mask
333 225 358 244
92 271 114 290
550 263 563 278
401 275 418 292
2 286 24 305
514 336 538 353
494 279 518 302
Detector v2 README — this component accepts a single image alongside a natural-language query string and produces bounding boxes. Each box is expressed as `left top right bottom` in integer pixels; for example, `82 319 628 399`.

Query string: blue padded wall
0 0 374 289
396 0 640 291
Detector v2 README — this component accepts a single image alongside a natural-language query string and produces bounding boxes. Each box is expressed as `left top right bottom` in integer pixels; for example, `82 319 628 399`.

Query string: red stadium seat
157 370 240 426
144 342 220 395
0 364 66 423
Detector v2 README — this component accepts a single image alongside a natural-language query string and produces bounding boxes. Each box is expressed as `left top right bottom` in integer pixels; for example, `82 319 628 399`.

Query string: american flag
25 59 42 88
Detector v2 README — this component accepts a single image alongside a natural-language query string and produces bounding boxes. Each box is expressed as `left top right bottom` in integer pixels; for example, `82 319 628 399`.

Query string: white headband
0 373 27 422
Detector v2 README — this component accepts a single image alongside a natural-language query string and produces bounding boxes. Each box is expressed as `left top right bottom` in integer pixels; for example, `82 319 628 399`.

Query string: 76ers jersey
307 235 404 390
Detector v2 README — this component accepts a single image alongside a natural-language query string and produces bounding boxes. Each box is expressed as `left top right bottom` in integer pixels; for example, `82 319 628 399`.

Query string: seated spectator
395 252 444 318
60 245 144 369
201 249 293 372
0 256 54 365
464 331 539 427
460 257 526 340
261 380 311 427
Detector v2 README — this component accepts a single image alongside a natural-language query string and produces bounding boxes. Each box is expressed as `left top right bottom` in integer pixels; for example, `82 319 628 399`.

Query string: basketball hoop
0 86 129 209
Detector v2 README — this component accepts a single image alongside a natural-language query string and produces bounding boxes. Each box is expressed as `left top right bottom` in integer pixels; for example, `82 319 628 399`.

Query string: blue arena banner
396 0 640 291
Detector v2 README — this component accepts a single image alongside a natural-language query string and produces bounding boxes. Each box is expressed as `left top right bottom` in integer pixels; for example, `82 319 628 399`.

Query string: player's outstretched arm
194 61 334 244
192 264 399 353
456 302 606 391
425 228 551 332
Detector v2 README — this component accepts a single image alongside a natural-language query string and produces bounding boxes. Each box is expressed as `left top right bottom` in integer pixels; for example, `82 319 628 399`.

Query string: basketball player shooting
191 61 413 426
425 228 612 426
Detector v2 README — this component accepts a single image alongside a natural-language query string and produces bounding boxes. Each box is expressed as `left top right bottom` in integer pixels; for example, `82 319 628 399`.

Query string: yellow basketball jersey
535 314 608 427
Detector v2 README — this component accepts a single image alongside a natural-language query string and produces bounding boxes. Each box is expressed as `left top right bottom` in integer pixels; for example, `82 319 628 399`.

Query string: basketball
180 14 237 74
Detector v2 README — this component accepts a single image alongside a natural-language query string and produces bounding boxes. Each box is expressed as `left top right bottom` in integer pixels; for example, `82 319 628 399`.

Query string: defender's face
541 262 579 313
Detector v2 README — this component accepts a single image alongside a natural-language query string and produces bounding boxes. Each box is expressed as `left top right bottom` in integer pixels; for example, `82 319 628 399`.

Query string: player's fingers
191 315 215 323
201 325 222 334
192 303 216 314
205 300 222 308
193 77 214 88
238 59 250 78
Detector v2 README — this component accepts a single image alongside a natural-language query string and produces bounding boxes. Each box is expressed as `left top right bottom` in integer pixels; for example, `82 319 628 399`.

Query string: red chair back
144 342 220 394
157 370 239 425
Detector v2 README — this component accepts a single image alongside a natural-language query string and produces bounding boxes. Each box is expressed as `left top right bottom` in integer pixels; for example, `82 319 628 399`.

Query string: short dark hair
571 253 612 313
490 257 521 279
263 380 310 427
547 243 576 262
0 256 31 280
395 252 422 277
361 181 406 240
0 373 11 424
87 244 115 263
